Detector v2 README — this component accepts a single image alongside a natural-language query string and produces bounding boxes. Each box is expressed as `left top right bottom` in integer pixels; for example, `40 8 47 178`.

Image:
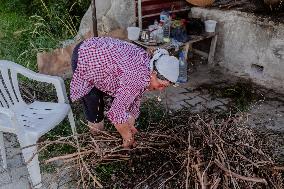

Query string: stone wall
191 8 284 93
75 0 136 40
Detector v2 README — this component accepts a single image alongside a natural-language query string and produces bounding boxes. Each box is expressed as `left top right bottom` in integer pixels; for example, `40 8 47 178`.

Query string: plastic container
177 51 188 83
127 27 141 40
204 20 217 33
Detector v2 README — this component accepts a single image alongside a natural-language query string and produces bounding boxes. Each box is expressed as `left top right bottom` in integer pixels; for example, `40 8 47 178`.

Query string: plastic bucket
204 20 217 33
127 27 141 41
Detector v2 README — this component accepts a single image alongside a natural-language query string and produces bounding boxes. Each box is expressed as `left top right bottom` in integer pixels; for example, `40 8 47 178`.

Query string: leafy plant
0 0 89 70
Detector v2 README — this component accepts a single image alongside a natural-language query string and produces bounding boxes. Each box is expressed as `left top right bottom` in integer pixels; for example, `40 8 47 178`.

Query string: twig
193 153 208 189
45 150 94 163
186 131 191 189
214 159 268 185
272 166 284 171
210 178 221 189
158 161 186 189
134 161 169 188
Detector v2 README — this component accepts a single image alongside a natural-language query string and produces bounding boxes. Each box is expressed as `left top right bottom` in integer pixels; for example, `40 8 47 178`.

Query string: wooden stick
186 131 191 189
214 159 268 185
272 166 284 171
45 150 93 163
158 161 186 189
210 178 221 189
134 161 169 188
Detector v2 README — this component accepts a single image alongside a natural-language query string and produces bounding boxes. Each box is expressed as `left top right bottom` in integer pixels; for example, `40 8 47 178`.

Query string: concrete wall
191 8 284 93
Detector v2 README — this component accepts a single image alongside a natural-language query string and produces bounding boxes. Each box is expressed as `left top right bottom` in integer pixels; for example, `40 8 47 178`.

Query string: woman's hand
114 115 138 148
115 122 135 148
128 114 138 135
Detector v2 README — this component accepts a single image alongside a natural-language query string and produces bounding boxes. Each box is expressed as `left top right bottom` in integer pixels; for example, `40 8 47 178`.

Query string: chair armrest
0 107 16 118
14 66 69 103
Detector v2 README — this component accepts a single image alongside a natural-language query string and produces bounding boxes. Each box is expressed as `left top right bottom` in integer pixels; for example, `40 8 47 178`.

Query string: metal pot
141 30 150 42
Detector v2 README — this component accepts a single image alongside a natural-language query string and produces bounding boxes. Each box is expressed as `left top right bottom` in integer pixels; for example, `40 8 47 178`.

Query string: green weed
138 98 167 131
203 82 263 111
95 162 128 181
0 0 89 70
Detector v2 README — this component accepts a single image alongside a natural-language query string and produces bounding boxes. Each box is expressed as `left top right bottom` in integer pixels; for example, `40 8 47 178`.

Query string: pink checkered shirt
70 37 151 124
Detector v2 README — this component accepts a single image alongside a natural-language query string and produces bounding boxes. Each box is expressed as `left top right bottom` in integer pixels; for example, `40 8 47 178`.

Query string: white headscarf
150 49 179 83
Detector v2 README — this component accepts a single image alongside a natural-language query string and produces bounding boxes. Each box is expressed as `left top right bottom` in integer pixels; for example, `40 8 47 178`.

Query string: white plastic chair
0 60 76 188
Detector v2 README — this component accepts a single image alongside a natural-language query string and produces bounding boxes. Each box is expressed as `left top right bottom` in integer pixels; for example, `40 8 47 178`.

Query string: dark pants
71 42 105 123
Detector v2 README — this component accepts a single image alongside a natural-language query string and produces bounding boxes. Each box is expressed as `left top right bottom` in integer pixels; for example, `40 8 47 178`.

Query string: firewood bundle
40 109 284 189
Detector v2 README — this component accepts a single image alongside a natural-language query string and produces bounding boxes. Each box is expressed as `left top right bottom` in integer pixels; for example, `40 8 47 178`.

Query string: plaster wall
191 8 284 93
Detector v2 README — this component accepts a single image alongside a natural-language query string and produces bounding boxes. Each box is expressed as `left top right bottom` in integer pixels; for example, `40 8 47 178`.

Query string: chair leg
19 138 42 188
0 132 7 169
68 110 77 135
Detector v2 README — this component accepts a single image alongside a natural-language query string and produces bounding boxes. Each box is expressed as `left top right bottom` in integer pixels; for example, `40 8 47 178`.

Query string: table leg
208 35 218 65
183 42 191 62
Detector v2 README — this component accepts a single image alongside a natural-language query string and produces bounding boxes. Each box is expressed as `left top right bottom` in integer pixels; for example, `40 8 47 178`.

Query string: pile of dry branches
40 109 284 189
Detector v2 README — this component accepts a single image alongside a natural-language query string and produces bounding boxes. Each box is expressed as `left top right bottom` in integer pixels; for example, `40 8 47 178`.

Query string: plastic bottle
163 20 171 40
177 51 188 83
160 10 170 41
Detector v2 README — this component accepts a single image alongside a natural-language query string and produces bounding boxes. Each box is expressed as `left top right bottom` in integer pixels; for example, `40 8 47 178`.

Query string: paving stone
183 92 201 99
199 94 212 101
165 86 188 95
168 100 189 110
0 180 31 189
7 154 24 168
216 98 230 105
185 96 205 107
42 170 76 189
184 88 194 93
167 94 190 103
5 147 22 159
204 100 224 109
10 166 29 181
0 170 11 185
